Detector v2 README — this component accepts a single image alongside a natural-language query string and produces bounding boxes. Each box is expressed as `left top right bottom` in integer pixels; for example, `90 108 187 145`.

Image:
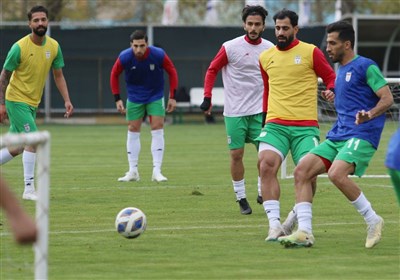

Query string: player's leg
118 101 144 182
225 116 251 214
279 139 335 248
281 126 320 235
0 101 29 164
256 123 290 241
147 98 167 182
247 113 263 204
5 101 38 200
330 138 383 248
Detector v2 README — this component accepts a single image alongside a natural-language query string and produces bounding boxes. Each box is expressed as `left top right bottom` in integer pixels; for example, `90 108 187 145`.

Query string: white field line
0 220 398 237
63 182 395 191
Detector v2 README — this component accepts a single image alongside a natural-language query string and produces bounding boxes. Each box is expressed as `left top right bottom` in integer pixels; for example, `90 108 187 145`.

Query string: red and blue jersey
110 46 178 104
326 55 388 149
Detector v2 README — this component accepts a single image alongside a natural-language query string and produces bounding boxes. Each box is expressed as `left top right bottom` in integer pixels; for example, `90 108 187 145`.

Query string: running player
0 5 74 200
279 20 394 248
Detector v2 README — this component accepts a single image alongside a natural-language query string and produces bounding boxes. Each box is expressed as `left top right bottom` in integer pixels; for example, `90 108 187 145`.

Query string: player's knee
327 168 345 185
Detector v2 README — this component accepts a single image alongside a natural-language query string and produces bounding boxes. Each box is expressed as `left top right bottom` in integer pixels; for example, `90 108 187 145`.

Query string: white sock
0 148 14 164
151 129 164 174
263 200 281 229
22 150 36 190
351 192 379 224
257 176 262 196
295 202 312 233
233 179 246 200
127 131 140 173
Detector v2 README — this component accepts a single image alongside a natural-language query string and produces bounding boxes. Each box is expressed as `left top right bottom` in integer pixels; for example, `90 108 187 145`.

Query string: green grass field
1 121 399 279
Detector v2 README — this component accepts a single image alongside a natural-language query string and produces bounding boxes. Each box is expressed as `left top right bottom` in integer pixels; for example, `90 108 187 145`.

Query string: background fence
0 22 399 116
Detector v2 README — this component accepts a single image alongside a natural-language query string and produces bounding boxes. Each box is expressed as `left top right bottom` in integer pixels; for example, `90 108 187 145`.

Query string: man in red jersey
200 5 274 215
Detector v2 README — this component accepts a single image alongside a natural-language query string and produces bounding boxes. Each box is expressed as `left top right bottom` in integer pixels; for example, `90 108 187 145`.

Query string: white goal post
280 77 400 179
0 131 51 280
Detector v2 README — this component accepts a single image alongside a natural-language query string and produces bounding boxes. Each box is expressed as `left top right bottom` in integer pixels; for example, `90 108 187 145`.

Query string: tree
1 0 398 24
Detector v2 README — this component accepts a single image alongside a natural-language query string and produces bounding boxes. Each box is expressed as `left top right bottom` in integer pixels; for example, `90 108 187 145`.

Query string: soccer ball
115 207 147 239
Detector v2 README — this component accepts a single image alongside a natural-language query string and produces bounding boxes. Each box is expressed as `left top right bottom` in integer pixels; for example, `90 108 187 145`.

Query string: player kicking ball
278 21 393 249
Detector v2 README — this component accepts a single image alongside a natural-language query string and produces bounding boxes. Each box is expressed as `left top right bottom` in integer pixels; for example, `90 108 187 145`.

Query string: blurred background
0 0 399 121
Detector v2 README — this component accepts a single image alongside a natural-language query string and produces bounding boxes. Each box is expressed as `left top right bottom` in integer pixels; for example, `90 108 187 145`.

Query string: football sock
257 176 262 196
263 200 281 229
351 192 379 224
22 150 36 190
127 131 140 173
233 179 246 200
295 202 312 233
0 148 13 164
151 129 164 174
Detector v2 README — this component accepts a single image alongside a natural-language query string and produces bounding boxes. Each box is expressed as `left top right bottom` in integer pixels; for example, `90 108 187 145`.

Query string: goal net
280 77 400 179
0 131 51 280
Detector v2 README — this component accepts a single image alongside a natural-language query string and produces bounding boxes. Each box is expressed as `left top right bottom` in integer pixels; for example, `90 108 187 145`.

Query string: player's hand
355 110 372 125
116 100 126 115
322 89 335 102
200 97 212 115
0 104 7 123
166 99 176 113
8 210 37 244
64 101 74 118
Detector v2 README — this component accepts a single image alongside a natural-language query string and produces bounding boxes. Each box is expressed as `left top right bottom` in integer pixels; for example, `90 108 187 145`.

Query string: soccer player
385 127 400 204
0 177 37 244
279 20 394 248
110 30 178 182
200 5 274 215
257 9 336 240
0 5 74 201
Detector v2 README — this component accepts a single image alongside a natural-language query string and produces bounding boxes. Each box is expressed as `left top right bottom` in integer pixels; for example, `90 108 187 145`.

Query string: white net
0 131 51 280
281 78 400 179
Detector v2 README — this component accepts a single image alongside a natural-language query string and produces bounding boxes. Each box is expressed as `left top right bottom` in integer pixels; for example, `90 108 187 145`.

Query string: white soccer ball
115 207 147 239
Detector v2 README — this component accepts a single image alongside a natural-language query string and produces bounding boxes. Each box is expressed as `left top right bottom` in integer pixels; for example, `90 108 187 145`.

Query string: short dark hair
273 9 298 27
130 30 148 43
242 5 268 24
28 6 48 21
326 20 355 49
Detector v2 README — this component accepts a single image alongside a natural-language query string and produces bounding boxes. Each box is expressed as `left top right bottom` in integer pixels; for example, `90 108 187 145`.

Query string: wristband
114 94 121 102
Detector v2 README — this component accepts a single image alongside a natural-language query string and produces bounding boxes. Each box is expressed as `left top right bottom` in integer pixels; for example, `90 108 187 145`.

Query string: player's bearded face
276 34 294 49
275 18 297 50
246 30 262 41
29 12 48 37
244 15 264 41
33 25 47 37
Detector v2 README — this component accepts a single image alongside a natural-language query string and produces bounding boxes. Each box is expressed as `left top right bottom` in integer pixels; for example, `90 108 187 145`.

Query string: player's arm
0 43 20 122
0 178 37 244
162 54 178 113
110 58 125 114
200 46 228 114
0 69 12 123
313 47 336 102
52 46 73 118
53 68 73 118
356 65 394 124
260 61 269 127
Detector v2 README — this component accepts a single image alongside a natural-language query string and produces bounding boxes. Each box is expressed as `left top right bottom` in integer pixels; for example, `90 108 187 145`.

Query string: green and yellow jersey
3 34 64 107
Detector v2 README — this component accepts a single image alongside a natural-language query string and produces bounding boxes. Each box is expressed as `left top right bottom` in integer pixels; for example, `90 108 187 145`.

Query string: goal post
0 131 51 280
280 77 400 179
